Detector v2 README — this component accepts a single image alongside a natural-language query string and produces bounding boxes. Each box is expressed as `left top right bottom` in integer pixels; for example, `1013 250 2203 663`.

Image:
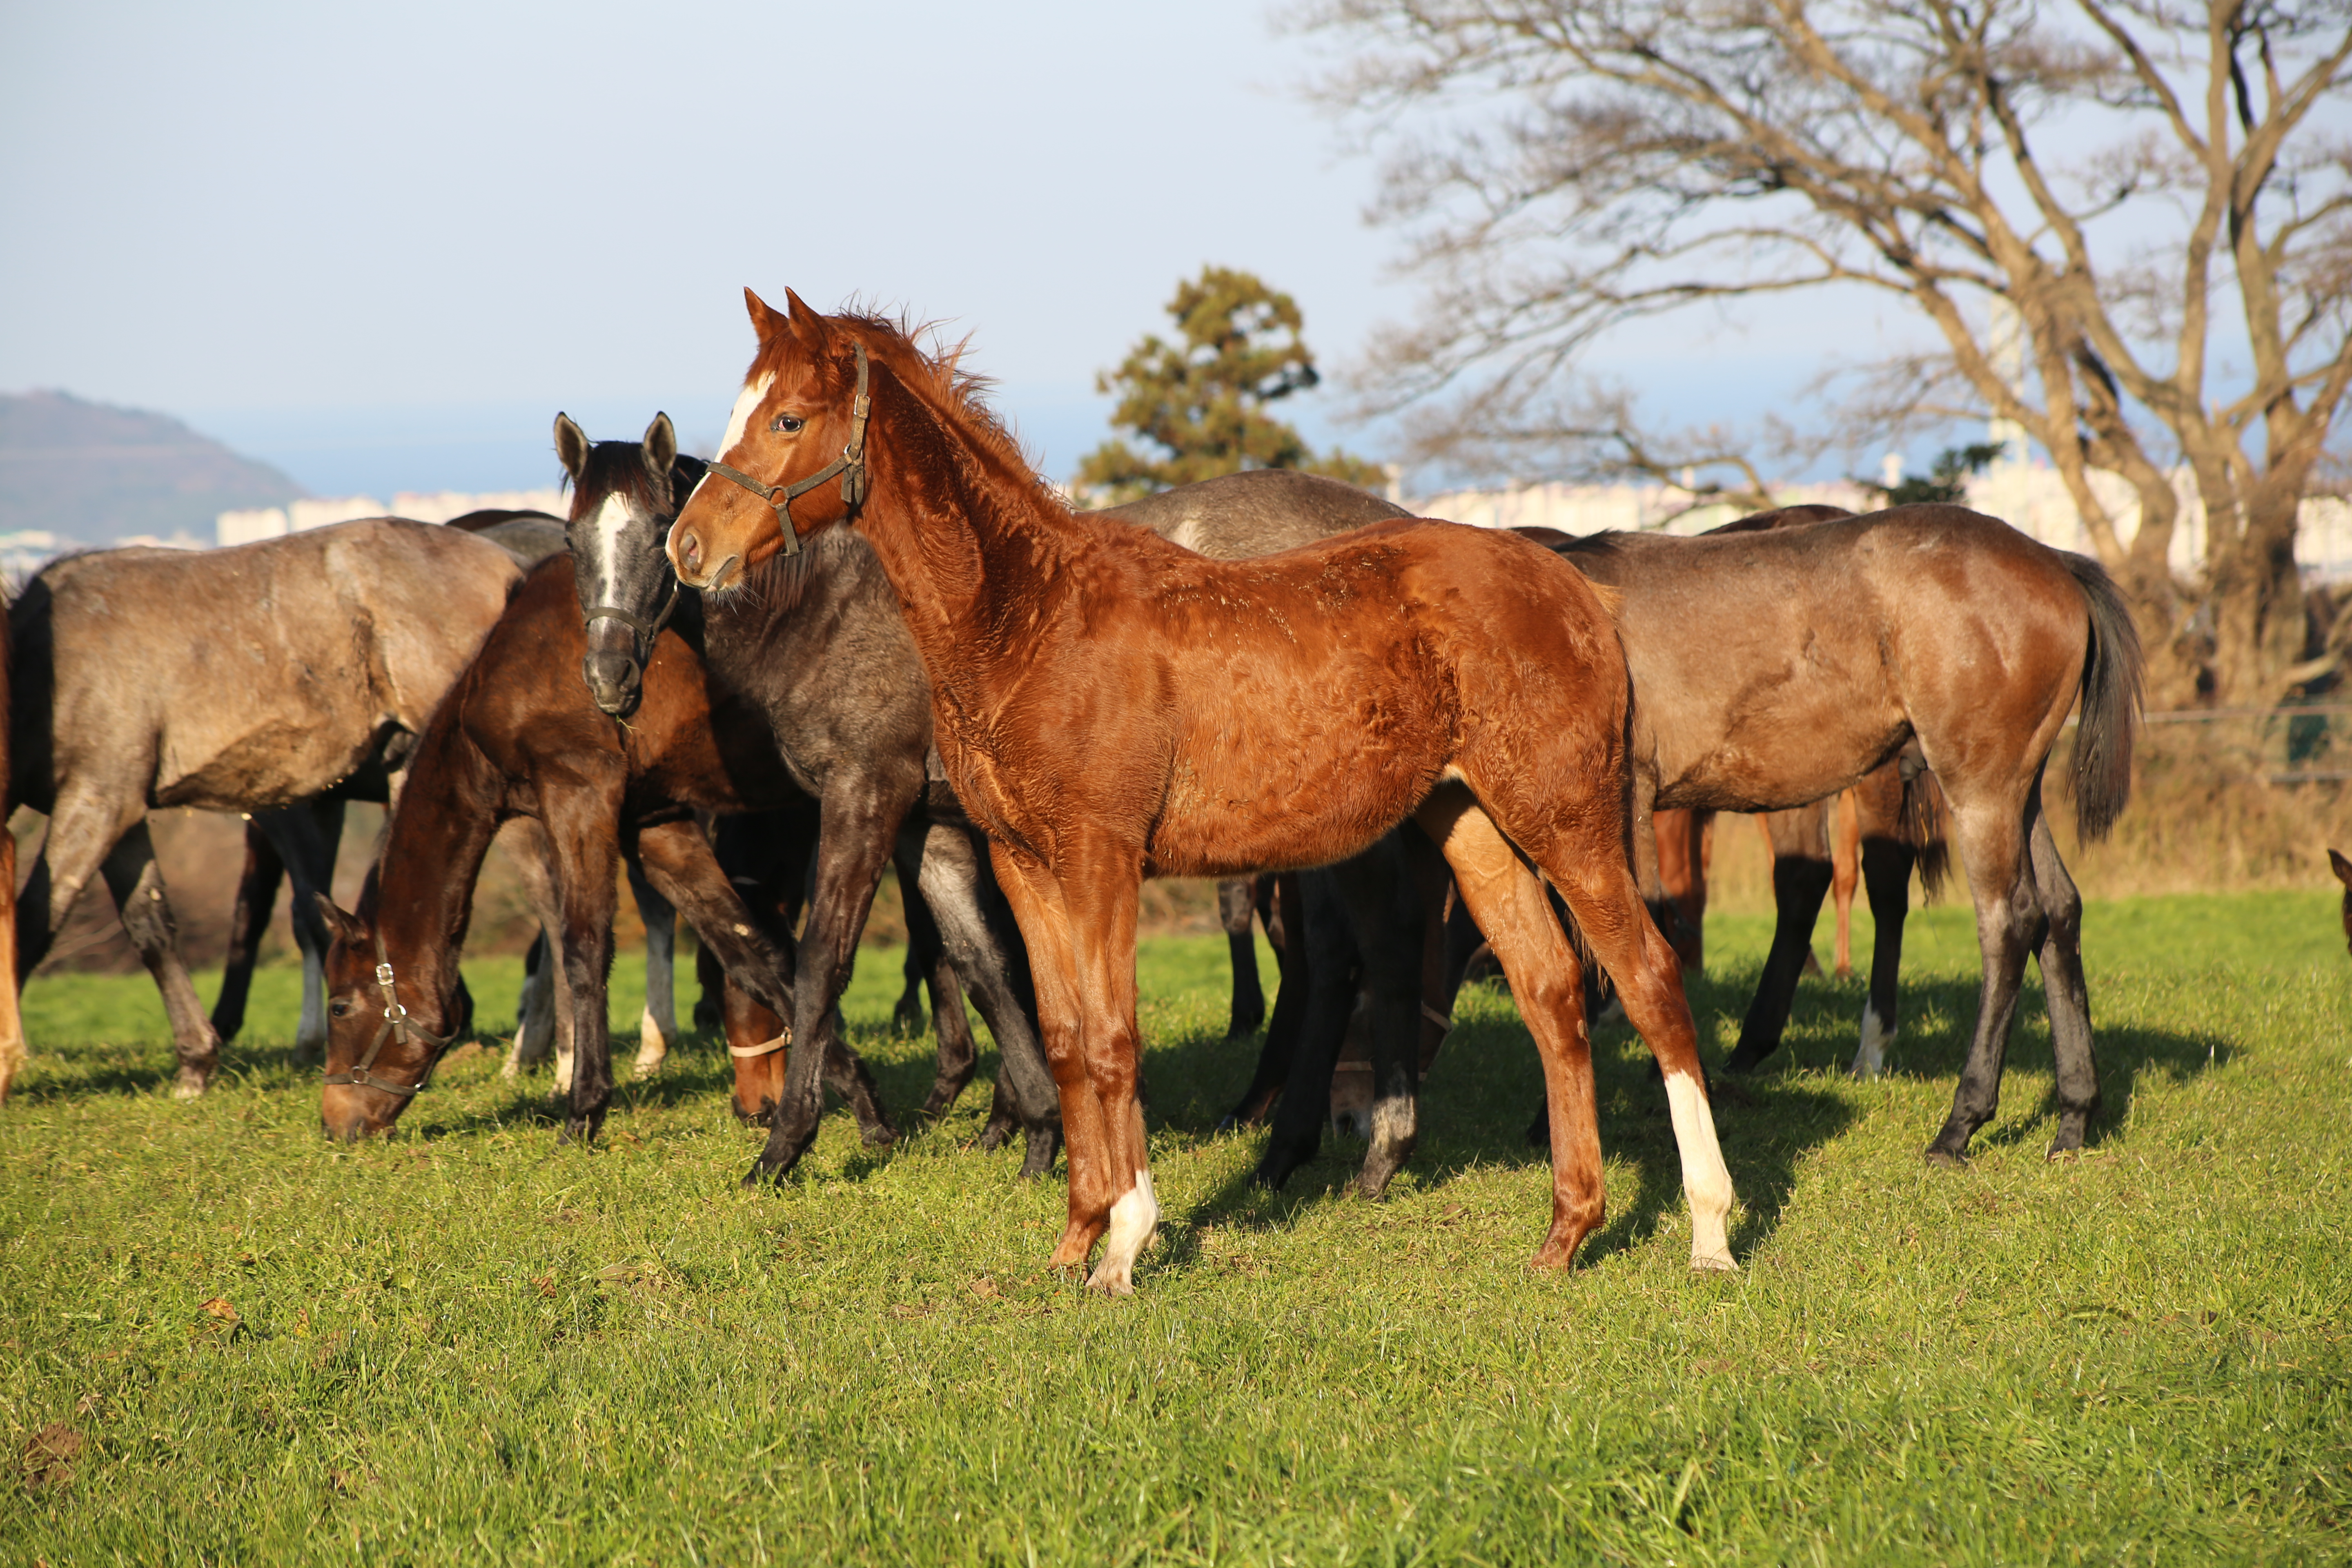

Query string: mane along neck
362 697 502 1000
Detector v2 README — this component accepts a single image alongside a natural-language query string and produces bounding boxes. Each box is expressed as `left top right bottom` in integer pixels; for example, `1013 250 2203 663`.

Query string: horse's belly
1656 708 1908 813
153 722 374 811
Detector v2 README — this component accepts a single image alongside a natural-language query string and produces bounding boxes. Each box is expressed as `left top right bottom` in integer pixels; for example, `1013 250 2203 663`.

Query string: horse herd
2 287 2160 1294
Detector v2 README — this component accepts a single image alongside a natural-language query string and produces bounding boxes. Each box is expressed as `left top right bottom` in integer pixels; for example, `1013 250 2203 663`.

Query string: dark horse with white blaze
667 291 1737 1294
317 422 1061 1168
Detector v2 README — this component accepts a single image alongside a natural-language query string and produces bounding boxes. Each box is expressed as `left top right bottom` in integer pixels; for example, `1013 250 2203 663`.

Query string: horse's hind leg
1219 874 1310 1131
1253 867 1361 1192
1343 836 1430 1200
1848 771 1916 1078
2029 803 2100 1154
989 841 1116 1274
254 797 343 1062
1415 789 1609 1269
210 822 283 1047
626 855 677 1076
506 931 554 1078
1455 783 1738 1273
1926 798 2042 1167
912 820 1062 1178
895 825 976 1121
0 829 27 1105
1831 789 1860 979
100 820 221 1097
1218 876 1266 1038
1722 803 1835 1076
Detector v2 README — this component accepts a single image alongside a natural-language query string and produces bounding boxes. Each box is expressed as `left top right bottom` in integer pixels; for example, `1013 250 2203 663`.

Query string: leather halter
580 579 679 699
694 342 872 558
322 933 455 1100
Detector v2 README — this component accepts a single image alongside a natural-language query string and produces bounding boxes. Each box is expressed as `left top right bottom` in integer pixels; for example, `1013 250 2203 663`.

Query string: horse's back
26 520 522 809
1101 469 1410 559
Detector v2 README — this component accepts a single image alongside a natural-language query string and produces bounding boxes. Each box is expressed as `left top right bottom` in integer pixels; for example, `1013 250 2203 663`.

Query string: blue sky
2 0 1923 499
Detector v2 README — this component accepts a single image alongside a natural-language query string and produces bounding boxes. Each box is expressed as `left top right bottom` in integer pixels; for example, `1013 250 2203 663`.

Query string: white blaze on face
716 371 775 462
587 491 639 610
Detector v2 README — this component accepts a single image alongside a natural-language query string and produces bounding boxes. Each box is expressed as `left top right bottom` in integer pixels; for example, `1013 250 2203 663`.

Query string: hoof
973 1120 1013 1153
172 1067 212 1100
1690 1249 1739 1274
1923 1145 1969 1170
859 1122 898 1150
1016 1131 1059 1181
1252 1147 1307 1191
1084 1262 1135 1296
1720 1048 1766 1077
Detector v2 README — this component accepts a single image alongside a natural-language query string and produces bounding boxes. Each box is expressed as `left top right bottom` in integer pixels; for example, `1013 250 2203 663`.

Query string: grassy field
1 891 2347 1564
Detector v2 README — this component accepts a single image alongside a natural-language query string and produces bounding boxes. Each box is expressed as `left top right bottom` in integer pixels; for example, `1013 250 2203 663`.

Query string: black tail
1901 769 1952 899
2062 552 2145 841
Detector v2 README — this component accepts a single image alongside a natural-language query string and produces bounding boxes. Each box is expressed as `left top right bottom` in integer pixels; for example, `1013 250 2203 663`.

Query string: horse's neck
855 397 1114 703
368 715 501 1002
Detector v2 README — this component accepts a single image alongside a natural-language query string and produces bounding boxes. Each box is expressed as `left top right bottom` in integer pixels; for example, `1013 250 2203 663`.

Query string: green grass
2 892 2348 1564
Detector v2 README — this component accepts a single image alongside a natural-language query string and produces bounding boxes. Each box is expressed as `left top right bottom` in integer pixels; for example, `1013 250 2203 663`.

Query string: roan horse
1534 508 2142 1163
9 521 523 1096
667 290 1736 1293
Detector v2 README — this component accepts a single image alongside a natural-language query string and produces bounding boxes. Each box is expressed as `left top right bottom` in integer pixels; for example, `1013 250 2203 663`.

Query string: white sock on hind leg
1664 1071 1737 1272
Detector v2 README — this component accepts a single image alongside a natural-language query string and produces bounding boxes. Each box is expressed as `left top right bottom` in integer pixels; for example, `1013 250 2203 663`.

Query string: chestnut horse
1532 509 2142 1164
667 290 1735 1293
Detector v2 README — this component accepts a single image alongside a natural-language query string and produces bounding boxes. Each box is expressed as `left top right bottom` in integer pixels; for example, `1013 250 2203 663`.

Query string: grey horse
8 519 524 1095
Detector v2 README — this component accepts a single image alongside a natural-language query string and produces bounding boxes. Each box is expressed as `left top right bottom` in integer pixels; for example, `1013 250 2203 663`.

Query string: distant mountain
0 390 305 546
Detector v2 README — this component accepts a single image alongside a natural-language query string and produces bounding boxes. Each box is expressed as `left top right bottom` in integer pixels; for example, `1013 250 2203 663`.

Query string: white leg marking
1087 1169 1160 1295
1368 1095 1417 1153
1663 1071 1738 1272
1851 1002 1895 1078
633 1007 670 1076
508 956 555 1077
295 946 327 1056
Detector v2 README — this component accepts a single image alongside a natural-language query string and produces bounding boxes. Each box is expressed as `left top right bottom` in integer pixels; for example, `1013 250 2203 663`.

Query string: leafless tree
1307 0 2352 702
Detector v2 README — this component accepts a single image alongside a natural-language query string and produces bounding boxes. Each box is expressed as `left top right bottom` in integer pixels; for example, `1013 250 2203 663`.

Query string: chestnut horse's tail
2062 551 2145 841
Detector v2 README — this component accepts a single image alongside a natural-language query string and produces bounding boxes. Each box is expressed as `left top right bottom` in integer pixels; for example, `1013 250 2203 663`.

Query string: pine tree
1076 266 1385 502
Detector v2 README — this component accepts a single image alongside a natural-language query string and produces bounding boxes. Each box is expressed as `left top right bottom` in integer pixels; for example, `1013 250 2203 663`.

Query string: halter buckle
375 962 396 987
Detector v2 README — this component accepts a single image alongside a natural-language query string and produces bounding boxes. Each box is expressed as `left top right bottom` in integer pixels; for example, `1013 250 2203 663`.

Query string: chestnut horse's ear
782 287 830 348
2330 847 2351 888
314 893 366 951
642 412 677 497
554 413 591 486
745 287 787 341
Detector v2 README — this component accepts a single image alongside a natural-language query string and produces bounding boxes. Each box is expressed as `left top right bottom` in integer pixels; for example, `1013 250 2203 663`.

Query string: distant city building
216 488 565 548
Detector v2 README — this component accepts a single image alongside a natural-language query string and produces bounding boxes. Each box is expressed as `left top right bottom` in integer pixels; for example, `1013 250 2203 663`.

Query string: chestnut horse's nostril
675 531 703 575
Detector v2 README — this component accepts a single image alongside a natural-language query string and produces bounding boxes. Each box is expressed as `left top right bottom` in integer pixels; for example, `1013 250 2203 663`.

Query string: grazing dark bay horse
9 522 522 1095
1532 507 2142 1163
667 291 1735 1292
314 555 892 1143
563 415 1060 1175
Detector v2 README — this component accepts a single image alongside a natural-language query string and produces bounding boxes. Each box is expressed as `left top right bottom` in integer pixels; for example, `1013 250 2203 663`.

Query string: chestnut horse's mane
760 308 1062 508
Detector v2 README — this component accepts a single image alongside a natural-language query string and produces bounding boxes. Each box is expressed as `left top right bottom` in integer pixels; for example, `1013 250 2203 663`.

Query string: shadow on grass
1147 955 2238 1271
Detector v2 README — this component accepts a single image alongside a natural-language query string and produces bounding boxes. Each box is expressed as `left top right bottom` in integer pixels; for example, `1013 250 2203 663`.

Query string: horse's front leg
751 785 904 1180
1056 845 1154 1295
539 800 621 1145
989 840 1115 1271
100 820 221 1098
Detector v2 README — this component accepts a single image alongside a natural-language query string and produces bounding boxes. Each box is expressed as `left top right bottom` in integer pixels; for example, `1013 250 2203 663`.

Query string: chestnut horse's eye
329 999 354 1020
771 414 804 434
